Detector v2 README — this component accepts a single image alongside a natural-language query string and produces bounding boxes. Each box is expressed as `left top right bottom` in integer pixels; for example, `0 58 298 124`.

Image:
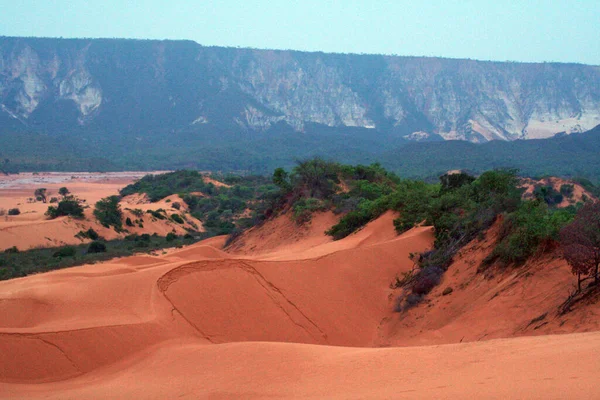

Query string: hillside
383 124 600 180
1 36 600 174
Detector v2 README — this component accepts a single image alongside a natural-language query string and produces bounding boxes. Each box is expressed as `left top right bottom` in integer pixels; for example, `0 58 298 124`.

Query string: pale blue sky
1 0 599 64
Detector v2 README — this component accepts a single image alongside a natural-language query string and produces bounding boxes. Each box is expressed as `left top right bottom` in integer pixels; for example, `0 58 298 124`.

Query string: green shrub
292 198 327 224
125 217 134 227
170 214 184 224
483 201 575 267
87 241 107 253
7 208 20 216
166 232 178 242
4 246 19 254
53 246 77 258
560 184 575 198
94 196 123 230
46 198 84 219
75 228 99 241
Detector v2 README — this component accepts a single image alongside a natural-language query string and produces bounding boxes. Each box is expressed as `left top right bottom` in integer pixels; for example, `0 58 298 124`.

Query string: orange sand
0 172 202 251
1 208 599 398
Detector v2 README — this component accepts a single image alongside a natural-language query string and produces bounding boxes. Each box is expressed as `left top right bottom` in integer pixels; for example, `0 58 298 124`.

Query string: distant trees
560 202 600 291
34 188 47 203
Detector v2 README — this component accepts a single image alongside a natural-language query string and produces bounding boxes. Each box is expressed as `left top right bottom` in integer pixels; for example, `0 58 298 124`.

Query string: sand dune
0 173 202 250
1 209 599 398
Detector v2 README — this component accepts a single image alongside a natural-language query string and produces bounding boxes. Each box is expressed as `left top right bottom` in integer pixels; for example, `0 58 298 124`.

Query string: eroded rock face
1 37 599 141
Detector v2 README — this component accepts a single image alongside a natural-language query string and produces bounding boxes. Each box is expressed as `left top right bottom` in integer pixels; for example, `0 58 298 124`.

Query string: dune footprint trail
0 215 434 394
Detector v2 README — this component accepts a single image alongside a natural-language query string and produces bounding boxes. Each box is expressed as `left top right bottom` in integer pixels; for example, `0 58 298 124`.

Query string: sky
1 0 599 65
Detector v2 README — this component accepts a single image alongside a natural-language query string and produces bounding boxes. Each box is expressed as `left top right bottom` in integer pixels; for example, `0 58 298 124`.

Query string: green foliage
94 196 123 230
439 172 475 194
147 209 166 220
125 217 134 227
533 185 564 206
7 208 20 216
34 188 47 203
0 233 209 281
166 232 178 242
46 198 84 219
290 158 341 199
560 184 575 198
52 246 77 258
273 167 292 193
120 170 213 201
87 241 107 254
58 187 70 197
170 213 184 224
292 198 328 224
75 228 100 241
484 201 575 266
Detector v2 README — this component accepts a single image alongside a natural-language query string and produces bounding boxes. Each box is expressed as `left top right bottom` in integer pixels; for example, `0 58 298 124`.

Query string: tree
94 196 123 230
272 168 291 193
58 187 70 197
291 158 340 199
34 188 47 203
46 198 84 219
560 202 600 291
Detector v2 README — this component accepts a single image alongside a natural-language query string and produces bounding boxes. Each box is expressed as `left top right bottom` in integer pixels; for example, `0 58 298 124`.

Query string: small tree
58 187 70 198
272 167 292 193
34 188 47 203
46 198 84 219
94 196 123 230
560 202 600 291
7 208 20 216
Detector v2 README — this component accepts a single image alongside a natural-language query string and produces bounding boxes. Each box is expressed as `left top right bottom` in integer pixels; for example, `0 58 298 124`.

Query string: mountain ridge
2 36 599 143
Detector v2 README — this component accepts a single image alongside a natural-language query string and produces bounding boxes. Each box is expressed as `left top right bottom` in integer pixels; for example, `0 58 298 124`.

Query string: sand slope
0 174 203 250
1 210 600 398
0 213 433 386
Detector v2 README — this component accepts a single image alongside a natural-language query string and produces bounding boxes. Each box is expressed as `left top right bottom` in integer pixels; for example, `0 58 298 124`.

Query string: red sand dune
0 174 203 251
1 210 599 398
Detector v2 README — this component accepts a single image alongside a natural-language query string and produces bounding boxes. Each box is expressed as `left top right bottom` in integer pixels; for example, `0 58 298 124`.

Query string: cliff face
1 37 599 142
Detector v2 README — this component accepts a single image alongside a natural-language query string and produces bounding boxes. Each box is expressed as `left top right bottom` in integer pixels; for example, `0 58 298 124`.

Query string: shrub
560 184 575 198
46 198 84 219
411 266 444 295
125 217 134 227
171 202 181 210
8 208 20 216
560 201 600 290
166 232 178 242
75 228 99 241
53 246 76 258
49 197 58 203
533 185 563 206
87 241 107 253
94 196 123 230
292 198 327 224
147 209 166 220
170 214 184 224
4 246 19 254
